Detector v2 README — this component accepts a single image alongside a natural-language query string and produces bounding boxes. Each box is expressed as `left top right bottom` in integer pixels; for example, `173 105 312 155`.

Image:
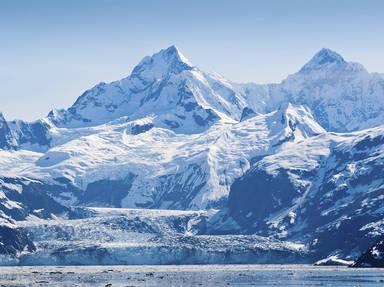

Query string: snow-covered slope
47 46 246 134
222 125 384 260
0 113 17 150
240 48 384 132
0 176 74 261
3 46 384 149
8 119 52 151
0 103 323 210
0 114 52 152
0 46 384 265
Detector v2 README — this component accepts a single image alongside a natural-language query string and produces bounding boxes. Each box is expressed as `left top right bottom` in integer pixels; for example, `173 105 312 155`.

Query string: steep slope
2 47 384 149
0 176 75 262
353 237 384 267
0 113 52 152
0 177 71 221
0 104 323 210
48 46 246 134
0 220 35 262
8 119 52 151
0 113 17 150
241 48 384 132
0 46 384 265
223 125 384 260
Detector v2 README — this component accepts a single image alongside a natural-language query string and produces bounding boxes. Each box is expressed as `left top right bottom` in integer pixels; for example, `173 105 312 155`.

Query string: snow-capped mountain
0 46 384 265
220 125 384 260
8 119 52 151
241 48 384 132
47 46 246 134
0 114 52 152
0 113 17 150
0 103 323 211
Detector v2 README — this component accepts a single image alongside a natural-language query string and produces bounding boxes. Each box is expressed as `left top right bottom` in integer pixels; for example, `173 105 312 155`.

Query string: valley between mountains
0 46 383 266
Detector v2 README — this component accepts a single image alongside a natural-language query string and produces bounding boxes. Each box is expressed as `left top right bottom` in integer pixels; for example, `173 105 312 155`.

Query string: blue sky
1 0 383 120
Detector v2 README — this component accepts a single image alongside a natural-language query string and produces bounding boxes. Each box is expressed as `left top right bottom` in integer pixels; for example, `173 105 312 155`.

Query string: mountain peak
131 45 194 81
273 102 326 136
163 45 193 66
299 48 345 72
313 48 344 63
0 112 18 150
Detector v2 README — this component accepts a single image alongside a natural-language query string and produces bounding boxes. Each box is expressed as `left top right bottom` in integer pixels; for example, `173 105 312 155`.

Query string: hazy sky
1 0 383 121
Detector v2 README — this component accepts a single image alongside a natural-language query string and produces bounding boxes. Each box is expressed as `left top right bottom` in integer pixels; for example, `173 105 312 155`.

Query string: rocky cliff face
0 113 17 150
353 238 384 267
224 126 384 260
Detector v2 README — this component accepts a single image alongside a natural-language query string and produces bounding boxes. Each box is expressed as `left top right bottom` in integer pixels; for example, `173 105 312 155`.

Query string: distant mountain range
0 46 383 265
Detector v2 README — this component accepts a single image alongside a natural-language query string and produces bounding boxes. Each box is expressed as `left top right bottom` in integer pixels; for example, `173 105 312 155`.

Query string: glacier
0 45 384 265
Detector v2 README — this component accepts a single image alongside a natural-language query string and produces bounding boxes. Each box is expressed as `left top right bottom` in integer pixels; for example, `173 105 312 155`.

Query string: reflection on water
0 264 383 286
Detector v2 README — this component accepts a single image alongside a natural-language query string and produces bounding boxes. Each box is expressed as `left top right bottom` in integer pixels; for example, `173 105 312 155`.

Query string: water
0 265 383 286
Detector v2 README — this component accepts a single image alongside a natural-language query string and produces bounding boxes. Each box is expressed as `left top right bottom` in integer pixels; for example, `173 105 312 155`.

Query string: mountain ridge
0 46 384 265
2 46 384 142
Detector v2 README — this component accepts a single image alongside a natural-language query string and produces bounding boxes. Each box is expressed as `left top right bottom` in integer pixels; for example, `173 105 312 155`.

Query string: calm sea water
0 264 383 286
